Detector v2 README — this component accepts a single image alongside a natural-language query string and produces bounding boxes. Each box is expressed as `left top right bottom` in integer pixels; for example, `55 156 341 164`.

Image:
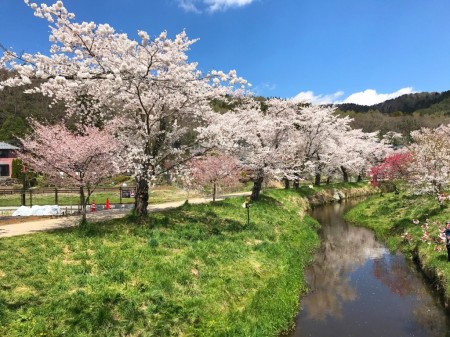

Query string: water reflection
284 200 450 337
302 202 387 321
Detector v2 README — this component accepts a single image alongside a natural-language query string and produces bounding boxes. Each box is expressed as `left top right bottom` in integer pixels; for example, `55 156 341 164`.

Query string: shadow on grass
43 194 284 242
436 255 450 263
391 202 444 236
146 201 251 239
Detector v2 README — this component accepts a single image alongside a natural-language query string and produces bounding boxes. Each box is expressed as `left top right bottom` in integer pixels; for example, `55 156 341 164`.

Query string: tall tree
1 1 247 217
202 98 296 200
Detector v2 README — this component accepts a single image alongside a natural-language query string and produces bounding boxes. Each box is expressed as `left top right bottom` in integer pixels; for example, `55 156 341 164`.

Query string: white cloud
293 87 415 106
178 0 201 13
205 0 254 12
342 87 415 106
259 82 277 91
293 90 344 105
177 0 255 13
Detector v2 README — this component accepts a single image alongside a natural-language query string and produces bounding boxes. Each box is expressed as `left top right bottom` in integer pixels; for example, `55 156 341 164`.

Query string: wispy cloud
178 0 201 13
293 87 415 106
176 0 255 13
252 82 277 95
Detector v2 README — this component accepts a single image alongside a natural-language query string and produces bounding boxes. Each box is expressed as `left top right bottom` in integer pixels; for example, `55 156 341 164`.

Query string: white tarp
12 205 61 217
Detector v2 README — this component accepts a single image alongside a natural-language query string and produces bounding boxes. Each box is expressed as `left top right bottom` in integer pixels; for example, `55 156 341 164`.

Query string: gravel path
0 193 249 238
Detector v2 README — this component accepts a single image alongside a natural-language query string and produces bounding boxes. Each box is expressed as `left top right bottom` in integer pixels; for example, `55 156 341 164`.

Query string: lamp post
21 164 26 206
242 198 251 226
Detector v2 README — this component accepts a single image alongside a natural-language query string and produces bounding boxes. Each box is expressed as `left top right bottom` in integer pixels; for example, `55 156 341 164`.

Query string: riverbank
300 182 374 208
344 193 450 310
0 189 321 336
0 183 377 336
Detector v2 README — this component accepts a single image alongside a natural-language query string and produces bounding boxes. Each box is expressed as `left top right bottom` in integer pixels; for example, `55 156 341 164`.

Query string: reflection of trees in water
293 202 450 336
302 214 386 320
372 255 448 337
372 255 417 297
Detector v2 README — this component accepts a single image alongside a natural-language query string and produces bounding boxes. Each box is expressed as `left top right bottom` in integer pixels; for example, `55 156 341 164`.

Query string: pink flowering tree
188 154 242 202
19 120 119 223
1 1 248 218
369 152 411 189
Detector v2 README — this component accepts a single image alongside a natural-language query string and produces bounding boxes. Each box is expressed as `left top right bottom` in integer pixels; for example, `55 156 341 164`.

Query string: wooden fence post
21 189 26 206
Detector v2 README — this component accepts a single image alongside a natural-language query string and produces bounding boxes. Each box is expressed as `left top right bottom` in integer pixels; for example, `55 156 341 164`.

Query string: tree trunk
212 182 216 202
283 178 290 190
80 186 86 223
326 176 331 184
314 173 321 186
135 178 149 217
293 179 299 190
341 166 349 183
251 176 264 201
357 174 362 182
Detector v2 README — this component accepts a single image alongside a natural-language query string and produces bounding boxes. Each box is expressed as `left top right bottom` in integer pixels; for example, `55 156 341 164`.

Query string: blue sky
2 0 450 105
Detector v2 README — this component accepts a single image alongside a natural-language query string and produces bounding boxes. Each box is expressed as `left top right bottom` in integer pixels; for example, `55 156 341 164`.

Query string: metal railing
0 186 136 207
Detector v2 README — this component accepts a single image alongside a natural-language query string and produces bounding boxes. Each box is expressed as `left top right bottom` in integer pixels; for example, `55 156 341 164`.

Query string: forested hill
337 90 450 115
334 90 450 140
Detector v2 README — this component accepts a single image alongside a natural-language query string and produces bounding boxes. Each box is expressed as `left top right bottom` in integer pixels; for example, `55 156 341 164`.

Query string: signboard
121 190 131 198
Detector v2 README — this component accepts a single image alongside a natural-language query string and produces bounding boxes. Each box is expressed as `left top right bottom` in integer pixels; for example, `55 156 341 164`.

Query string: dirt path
0 193 249 238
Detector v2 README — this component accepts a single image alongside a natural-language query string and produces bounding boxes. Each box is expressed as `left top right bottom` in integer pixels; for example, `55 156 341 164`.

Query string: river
283 199 450 337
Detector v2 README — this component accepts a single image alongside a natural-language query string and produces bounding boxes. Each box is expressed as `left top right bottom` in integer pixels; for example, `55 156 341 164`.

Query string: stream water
284 199 450 337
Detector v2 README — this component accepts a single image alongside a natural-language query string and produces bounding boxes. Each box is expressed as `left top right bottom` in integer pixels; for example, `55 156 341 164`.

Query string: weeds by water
0 189 319 337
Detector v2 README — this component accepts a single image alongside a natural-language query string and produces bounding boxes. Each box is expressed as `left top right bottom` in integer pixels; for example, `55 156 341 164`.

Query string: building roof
0 142 19 150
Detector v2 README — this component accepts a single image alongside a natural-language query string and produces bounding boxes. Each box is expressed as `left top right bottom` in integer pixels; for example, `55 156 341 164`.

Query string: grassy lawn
0 184 253 208
345 192 450 299
0 189 319 337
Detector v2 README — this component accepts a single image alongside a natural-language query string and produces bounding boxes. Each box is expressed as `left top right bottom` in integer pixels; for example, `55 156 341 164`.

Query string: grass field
0 189 319 337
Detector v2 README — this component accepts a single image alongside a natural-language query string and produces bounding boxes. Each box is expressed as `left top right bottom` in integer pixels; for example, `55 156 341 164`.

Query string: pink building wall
0 147 18 178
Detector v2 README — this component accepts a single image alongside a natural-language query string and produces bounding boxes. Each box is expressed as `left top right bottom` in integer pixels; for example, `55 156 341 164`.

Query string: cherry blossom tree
333 129 391 183
202 98 297 200
290 106 390 186
19 120 119 222
1 1 248 217
187 154 241 201
406 124 450 207
202 98 389 198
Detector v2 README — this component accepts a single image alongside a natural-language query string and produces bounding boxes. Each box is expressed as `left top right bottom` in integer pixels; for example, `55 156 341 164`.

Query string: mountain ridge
336 90 450 115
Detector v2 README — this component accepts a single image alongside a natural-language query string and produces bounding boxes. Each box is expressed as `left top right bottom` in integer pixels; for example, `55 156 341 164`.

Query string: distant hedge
11 158 23 180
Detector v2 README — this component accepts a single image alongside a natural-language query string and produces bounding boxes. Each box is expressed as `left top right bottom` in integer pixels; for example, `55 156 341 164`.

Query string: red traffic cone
91 200 97 212
105 198 111 210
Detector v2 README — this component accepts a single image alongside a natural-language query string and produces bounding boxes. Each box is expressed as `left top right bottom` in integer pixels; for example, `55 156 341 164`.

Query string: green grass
0 187 197 207
293 181 370 197
0 189 319 337
0 183 253 207
345 192 450 298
